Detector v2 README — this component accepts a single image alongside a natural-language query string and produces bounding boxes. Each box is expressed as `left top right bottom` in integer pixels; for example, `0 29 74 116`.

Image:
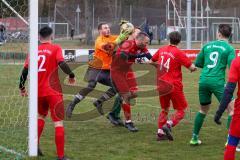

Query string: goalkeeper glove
115 30 132 45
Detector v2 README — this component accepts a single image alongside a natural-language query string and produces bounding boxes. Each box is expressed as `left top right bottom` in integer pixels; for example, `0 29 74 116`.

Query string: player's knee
131 92 138 99
88 81 97 90
200 104 210 114
227 101 235 116
107 88 117 97
54 121 63 127
38 114 46 120
122 94 131 104
161 108 169 115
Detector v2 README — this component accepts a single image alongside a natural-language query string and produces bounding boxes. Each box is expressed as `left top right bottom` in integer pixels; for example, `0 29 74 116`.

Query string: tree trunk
84 0 93 45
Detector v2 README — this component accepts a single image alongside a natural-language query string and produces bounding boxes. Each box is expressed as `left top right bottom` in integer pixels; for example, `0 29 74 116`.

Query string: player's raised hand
20 88 28 97
68 77 76 85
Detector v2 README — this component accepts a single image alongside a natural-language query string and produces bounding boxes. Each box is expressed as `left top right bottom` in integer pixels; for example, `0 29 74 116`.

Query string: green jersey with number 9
195 40 235 82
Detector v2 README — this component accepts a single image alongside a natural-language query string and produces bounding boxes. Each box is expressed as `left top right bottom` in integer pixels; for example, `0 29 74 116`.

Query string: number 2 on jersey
38 55 46 72
207 51 219 68
160 56 170 72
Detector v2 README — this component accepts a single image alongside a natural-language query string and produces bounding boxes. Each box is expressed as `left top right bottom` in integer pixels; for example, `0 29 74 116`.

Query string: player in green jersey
190 24 236 145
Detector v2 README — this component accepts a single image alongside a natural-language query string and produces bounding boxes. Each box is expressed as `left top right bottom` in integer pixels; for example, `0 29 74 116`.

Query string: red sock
224 145 236 160
122 103 131 121
158 110 168 129
55 126 65 158
38 119 45 144
170 110 185 127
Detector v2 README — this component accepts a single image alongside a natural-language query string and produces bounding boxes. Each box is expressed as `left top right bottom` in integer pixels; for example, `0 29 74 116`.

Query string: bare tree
84 0 93 45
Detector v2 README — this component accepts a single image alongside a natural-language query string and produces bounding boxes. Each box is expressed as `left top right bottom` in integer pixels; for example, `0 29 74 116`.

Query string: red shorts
159 89 188 111
111 71 138 94
38 95 64 122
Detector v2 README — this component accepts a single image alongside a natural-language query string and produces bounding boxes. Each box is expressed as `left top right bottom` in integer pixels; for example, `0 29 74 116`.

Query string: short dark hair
98 22 108 30
39 26 53 39
218 24 232 38
169 31 181 45
136 31 149 40
134 26 141 30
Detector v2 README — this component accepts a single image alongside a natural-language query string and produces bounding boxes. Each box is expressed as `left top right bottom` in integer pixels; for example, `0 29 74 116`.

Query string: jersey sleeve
195 48 204 68
151 49 160 62
23 54 29 69
227 47 236 68
55 45 64 63
177 51 192 68
228 59 239 83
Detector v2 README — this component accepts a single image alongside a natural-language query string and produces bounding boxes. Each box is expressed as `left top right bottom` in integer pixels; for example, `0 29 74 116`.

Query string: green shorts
198 80 225 106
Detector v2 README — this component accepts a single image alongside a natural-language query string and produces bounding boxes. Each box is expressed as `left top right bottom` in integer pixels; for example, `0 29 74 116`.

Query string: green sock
110 95 122 119
192 112 206 139
226 115 232 130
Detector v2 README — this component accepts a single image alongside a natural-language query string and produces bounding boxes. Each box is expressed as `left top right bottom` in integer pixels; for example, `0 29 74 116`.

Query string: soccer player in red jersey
111 32 152 132
214 55 240 160
19 26 75 160
148 31 196 141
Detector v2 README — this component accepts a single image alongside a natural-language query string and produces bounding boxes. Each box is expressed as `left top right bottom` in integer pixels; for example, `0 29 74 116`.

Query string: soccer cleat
66 102 76 118
157 133 169 141
162 125 173 141
116 118 124 126
125 122 138 132
190 138 202 145
38 146 44 156
66 96 81 118
107 113 124 126
107 113 119 125
93 100 104 115
56 156 70 160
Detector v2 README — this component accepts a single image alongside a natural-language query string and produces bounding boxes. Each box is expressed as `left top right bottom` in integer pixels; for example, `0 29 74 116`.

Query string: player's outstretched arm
134 52 153 64
194 48 204 68
19 67 28 96
214 82 236 125
58 61 76 85
144 59 158 68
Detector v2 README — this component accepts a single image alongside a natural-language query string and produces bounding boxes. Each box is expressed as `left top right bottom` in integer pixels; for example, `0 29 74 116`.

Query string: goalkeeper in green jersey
190 24 236 145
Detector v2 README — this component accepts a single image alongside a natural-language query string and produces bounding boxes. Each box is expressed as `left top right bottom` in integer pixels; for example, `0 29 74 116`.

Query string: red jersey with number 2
24 42 64 97
151 45 192 91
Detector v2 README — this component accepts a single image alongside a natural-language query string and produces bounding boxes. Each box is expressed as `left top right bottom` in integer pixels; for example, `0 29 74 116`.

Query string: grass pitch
1 40 240 160
0 63 240 160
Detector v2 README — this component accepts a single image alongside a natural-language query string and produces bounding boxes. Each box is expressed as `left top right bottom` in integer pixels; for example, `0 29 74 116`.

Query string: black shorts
85 67 113 87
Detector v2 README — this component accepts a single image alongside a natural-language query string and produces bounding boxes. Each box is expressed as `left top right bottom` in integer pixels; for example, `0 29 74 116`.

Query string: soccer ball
120 22 134 34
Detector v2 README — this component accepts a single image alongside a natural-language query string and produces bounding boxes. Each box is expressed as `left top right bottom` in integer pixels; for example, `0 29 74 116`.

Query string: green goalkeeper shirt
195 40 235 83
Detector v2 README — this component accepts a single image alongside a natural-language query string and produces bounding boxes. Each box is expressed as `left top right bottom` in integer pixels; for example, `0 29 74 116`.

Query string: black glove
214 111 222 125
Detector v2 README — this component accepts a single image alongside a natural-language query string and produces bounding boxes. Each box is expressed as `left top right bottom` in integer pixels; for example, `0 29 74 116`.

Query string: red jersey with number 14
151 45 192 90
24 42 64 97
